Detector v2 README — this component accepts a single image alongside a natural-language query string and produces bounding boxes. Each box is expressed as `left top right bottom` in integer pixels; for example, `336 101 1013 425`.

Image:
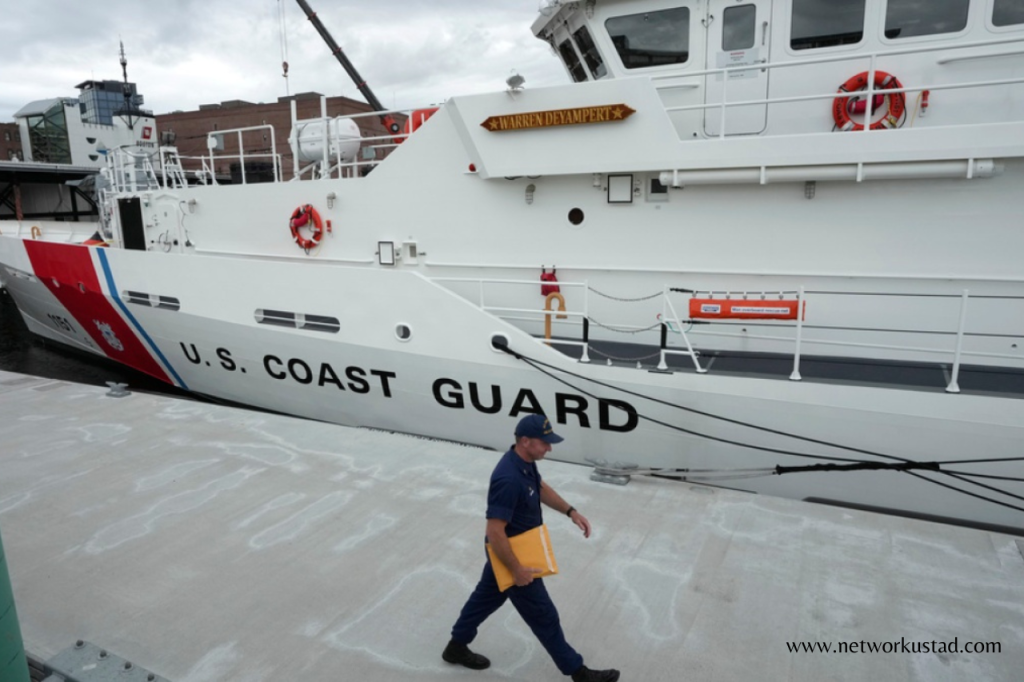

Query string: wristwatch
566 506 576 518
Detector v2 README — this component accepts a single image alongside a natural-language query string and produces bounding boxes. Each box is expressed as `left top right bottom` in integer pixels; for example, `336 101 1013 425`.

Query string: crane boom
293 0 400 134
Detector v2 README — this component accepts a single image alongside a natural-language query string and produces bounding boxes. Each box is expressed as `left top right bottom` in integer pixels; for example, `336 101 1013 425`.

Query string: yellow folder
487 523 559 592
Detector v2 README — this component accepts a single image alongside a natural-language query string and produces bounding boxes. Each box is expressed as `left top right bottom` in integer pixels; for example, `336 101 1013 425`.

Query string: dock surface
0 370 1021 681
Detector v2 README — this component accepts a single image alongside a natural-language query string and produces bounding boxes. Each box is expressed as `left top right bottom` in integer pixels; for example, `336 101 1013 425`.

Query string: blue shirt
486 447 543 538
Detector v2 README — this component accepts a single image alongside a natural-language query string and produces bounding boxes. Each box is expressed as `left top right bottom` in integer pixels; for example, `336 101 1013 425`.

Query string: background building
76 79 146 126
0 123 22 161
13 80 155 168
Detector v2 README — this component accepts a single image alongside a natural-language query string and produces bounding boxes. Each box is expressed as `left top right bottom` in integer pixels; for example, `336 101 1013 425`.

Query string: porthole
568 208 585 225
396 324 412 342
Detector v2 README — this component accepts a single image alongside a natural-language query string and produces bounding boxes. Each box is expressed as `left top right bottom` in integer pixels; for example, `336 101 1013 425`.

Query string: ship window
558 39 588 82
994 0 1024 26
606 8 690 69
573 25 607 79
254 309 340 333
122 291 181 311
884 0 969 39
791 0 865 50
723 5 757 51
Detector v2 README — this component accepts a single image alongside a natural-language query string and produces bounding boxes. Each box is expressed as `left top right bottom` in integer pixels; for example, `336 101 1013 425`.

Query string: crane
293 0 401 136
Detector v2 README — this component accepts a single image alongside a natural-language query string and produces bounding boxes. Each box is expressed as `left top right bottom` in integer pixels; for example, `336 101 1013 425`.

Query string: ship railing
652 34 1024 139
432 276 593 362
431 277 702 370
285 95 432 181
105 147 162 194
292 120 413 180
671 287 1024 393
432 275 1024 392
286 96 391 181
203 125 283 185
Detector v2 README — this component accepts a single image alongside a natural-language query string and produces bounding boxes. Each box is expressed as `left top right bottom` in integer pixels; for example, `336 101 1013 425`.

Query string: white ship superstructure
1 0 1022 532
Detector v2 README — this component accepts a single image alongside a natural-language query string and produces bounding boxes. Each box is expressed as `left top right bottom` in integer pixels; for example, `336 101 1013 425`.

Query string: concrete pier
0 370 1021 681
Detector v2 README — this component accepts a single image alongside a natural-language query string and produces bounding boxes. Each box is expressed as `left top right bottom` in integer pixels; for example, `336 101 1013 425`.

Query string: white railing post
321 95 330 179
580 280 591 363
719 69 729 139
237 131 246 185
790 286 805 381
658 286 669 370
290 99 299 180
863 55 877 135
946 289 970 393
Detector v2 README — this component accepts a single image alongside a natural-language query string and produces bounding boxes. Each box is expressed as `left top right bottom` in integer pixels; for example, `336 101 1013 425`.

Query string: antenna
119 40 136 130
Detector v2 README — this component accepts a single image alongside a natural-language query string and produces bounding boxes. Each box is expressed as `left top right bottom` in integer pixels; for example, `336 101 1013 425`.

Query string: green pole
0 525 30 682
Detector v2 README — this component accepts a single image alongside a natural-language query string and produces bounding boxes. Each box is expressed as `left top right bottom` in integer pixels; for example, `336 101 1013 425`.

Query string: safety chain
588 286 663 302
589 318 662 334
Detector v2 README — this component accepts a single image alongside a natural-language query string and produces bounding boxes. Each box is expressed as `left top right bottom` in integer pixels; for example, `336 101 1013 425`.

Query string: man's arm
486 517 543 586
539 481 591 538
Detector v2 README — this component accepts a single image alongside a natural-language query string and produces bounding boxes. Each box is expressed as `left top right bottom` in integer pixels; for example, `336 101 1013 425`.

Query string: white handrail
431 276 1022 381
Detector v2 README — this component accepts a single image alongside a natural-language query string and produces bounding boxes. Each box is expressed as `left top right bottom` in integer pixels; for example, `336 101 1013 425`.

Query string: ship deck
1 370 1022 681
551 339 1024 400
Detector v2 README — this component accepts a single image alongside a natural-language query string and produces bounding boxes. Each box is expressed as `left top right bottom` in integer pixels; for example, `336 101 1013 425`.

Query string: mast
293 0 400 134
119 41 137 131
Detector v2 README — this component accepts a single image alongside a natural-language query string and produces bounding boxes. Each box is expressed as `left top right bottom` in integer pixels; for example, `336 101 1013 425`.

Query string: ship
1 0 1022 533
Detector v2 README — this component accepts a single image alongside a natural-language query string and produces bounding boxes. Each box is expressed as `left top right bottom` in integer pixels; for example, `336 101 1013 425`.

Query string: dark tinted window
558 39 588 82
885 0 969 39
994 0 1024 26
573 25 607 79
723 5 757 51
607 8 690 69
791 0 865 50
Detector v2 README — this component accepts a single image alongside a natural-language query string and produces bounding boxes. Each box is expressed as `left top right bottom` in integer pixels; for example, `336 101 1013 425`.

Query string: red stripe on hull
23 241 172 384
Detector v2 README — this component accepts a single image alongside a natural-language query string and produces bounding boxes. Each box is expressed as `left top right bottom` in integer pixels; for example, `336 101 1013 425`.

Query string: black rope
500 344 862 464
932 457 1024 466
775 461 941 475
942 470 1024 483
942 471 1024 504
498 341 914 464
905 471 1024 514
496 341 1024 514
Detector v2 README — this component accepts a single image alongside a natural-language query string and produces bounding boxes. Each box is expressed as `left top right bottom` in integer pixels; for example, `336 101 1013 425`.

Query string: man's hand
569 510 591 539
514 565 544 587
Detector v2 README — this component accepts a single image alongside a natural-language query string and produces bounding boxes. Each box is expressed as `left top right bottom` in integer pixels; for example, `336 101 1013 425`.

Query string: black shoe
571 665 621 682
442 639 491 670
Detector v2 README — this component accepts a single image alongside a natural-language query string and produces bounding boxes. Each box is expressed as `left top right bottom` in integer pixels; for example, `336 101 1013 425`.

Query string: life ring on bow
289 204 323 251
832 71 905 132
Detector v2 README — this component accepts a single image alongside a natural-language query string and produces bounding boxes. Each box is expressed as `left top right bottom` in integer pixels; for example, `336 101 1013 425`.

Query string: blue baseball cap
514 414 564 444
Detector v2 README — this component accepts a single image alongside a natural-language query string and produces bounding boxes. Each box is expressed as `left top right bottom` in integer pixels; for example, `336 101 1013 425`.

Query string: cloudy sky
0 0 568 121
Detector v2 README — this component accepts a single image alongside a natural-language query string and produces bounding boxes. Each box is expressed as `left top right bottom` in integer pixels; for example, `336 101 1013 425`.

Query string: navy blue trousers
451 559 583 675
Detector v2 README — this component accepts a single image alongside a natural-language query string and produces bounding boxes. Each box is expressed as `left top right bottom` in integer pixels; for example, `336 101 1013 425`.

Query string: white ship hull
1 234 1021 532
3 0 1023 532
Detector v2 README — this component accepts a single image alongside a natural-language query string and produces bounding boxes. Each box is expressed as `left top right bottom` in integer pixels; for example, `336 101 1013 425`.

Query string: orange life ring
832 71 905 132
289 204 323 251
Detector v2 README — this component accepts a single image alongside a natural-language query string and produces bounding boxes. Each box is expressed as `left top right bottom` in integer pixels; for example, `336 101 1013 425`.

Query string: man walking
442 414 620 682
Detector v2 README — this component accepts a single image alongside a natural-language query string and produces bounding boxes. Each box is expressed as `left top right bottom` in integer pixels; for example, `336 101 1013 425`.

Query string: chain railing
431 275 1024 390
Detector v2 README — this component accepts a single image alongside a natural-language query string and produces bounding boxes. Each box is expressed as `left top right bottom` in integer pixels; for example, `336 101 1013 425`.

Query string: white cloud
0 0 567 120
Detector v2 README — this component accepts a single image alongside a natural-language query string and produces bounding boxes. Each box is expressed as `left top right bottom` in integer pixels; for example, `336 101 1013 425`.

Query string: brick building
156 92 399 181
1 122 23 161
